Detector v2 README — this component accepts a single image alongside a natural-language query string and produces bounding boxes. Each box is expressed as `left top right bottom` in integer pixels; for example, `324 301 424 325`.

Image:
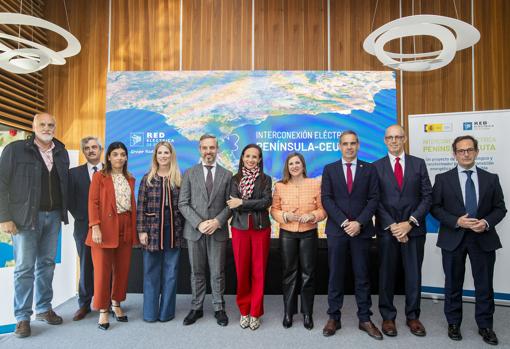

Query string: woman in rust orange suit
86 141 138 330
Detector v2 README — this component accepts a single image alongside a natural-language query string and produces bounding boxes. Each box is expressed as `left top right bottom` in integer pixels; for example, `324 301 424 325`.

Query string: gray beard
38 134 53 143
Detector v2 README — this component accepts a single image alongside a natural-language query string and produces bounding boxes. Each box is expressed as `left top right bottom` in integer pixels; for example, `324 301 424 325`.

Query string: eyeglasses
455 148 476 155
384 135 405 141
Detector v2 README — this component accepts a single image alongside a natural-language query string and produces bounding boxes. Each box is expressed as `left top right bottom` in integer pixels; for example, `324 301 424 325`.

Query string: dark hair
234 144 264 180
340 130 359 143
452 135 478 152
103 141 130 177
280 152 307 184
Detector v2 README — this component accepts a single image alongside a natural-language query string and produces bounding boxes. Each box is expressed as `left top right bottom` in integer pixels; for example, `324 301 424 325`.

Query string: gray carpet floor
1 294 509 348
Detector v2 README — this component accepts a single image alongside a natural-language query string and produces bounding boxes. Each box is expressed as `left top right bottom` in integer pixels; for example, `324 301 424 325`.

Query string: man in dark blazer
431 135 506 346
374 125 432 337
178 134 232 327
321 130 382 340
68 136 103 321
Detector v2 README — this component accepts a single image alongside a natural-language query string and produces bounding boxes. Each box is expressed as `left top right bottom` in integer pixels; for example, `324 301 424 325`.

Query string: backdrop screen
106 71 397 237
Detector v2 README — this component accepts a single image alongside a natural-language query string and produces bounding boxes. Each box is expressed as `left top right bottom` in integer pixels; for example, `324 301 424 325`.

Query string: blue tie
464 170 477 218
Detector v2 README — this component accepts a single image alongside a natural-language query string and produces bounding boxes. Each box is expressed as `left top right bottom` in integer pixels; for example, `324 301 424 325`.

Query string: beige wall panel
182 0 252 70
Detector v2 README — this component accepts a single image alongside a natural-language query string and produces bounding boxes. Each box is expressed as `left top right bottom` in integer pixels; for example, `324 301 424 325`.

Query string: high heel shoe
111 304 128 322
98 310 110 330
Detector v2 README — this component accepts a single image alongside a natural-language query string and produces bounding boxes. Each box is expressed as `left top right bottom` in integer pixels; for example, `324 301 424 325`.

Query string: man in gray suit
179 134 232 326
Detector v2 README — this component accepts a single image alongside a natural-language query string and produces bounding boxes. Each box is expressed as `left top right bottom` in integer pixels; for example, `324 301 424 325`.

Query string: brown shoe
407 319 426 337
382 319 397 337
322 319 341 337
73 306 91 321
359 321 383 340
35 309 63 325
14 320 31 338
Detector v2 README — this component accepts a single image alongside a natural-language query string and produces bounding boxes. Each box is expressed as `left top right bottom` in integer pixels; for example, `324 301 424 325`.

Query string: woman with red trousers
86 142 138 330
227 144 272 331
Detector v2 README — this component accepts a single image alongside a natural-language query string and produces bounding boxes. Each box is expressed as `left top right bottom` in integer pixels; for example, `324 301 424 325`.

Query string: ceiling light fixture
363 0 480 72
0 2 80 75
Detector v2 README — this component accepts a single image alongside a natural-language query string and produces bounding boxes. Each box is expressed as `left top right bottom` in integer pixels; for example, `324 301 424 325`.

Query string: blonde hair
146 141 182 188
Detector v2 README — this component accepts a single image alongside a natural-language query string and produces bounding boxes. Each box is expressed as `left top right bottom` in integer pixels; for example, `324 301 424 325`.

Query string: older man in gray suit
179 134 232 326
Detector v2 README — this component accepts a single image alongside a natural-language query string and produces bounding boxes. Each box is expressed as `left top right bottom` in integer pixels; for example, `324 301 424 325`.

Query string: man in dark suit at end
374 125 432 338
431 135 506 346
321 130 382 340
68 136 103 321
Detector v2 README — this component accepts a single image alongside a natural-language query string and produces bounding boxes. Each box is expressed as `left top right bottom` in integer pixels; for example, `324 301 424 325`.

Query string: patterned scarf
239 166 260 199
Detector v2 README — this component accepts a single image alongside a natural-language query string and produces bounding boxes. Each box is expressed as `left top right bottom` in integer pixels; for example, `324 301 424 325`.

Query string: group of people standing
0 113 506 347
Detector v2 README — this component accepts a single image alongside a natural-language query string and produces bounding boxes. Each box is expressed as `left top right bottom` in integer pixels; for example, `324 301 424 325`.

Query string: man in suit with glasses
374 124 432 338
431 135 506 345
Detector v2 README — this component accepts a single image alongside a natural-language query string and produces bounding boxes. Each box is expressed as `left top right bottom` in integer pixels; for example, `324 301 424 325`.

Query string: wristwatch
408 219 418 228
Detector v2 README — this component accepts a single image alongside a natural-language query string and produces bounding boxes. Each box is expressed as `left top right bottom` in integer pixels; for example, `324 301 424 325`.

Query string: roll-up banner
409 110 510 304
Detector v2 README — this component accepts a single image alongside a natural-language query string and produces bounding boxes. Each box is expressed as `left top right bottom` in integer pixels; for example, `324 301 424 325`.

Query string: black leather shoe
183 309 203 326
282 314 293 328
479 328 498 345
214 310 228 326
448 324 462 341
303 315 314 330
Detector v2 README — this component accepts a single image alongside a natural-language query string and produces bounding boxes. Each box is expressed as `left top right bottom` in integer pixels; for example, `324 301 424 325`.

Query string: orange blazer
85 172 138 248
271 178 327 232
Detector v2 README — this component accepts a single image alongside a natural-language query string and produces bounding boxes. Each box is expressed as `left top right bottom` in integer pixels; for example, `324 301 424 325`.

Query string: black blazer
229 173 272 231
431 166 507 252
68 164 91 237
321 159 379 238
374 154 432 237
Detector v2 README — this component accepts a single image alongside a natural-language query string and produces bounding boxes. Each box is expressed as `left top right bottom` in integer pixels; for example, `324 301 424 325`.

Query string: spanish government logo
424 123 452 133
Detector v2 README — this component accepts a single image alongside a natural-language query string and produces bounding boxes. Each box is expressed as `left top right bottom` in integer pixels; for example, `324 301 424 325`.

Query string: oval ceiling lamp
363 14 480 72
0 7 81 75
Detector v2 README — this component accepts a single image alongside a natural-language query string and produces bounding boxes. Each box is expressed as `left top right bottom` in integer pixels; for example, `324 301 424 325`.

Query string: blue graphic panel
105 71 398 237
106 71 396 190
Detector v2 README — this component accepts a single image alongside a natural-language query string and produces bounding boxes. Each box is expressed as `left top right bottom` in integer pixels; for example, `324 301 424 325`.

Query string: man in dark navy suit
321 130 382 340
68 136 103 321
374 125 432 337
431 135 506 346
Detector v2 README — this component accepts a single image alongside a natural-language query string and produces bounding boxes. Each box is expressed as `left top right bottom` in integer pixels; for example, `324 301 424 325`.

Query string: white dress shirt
341 158 357 182
340 158 357 228
201 161 217 181
87 162 103 181
385 152 419 228
457 164 479 206
388 152 406 173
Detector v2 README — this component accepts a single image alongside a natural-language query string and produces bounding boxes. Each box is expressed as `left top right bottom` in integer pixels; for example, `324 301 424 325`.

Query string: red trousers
91 212 133 310
231 223 270 317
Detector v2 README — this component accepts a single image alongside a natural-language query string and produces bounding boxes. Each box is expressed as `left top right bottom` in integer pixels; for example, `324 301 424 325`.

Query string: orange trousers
91 212 133 310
